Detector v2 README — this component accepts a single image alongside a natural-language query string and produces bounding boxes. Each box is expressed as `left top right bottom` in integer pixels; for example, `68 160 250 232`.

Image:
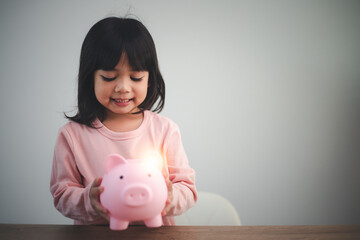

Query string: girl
50 17 197 226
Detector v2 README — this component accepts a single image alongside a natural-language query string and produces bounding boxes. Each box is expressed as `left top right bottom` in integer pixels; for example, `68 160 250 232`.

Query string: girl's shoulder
146 111 178 127
58 120 96 137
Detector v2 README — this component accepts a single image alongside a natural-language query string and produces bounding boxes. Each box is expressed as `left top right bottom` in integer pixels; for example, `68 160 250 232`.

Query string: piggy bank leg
110 218 129 230
144 214 163 228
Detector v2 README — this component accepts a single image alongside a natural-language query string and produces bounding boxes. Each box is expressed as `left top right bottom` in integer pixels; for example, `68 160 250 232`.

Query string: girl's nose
114 79 130 93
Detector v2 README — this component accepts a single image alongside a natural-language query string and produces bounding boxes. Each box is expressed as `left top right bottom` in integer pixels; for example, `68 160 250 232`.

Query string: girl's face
94 54 149 119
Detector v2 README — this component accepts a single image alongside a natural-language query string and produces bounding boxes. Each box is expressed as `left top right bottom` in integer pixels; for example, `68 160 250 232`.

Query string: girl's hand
162 179 173 216
89 177 109 221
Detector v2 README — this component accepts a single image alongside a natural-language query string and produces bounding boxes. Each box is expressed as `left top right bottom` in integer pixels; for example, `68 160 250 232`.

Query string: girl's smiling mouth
111 98 134 106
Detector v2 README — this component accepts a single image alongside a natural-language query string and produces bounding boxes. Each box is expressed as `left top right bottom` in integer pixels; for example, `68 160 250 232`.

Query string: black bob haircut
66 17 165 127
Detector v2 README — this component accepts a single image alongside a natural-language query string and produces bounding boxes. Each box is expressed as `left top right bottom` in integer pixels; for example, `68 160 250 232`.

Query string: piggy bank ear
105 154 128 173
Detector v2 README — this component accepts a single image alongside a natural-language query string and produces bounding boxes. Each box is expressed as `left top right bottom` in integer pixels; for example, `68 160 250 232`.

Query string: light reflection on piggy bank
100 154 168 230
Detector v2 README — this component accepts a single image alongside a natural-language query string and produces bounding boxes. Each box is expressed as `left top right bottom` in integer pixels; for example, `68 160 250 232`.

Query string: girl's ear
105 154 128 173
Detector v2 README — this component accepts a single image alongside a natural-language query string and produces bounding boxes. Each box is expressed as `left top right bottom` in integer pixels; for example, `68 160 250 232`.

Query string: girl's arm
50 126 105 224
163 124 197 216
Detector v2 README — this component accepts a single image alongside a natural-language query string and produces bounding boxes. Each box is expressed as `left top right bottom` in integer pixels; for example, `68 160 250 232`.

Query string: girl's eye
101 76 116 82
130 76 143 82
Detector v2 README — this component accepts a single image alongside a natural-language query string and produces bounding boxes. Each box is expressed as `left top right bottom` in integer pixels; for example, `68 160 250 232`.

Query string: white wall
0 0 359 225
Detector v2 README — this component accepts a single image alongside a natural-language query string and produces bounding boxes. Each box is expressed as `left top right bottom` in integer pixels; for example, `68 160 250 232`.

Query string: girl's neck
102 111 144 132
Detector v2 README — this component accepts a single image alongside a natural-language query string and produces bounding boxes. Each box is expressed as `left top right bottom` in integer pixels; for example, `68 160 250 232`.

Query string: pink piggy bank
100 154 168 230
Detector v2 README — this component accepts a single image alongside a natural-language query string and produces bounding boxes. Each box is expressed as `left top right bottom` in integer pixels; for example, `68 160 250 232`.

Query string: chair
174 191 241 225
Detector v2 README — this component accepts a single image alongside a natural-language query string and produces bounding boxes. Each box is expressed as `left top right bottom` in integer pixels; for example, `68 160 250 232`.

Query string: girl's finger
90 185 104 195
91 179 98 187
162 204 172 216
167 181 172 191
93 199 108 213
95 203 110 221
97 177 103 185
95 186 104 195
91 177 103 188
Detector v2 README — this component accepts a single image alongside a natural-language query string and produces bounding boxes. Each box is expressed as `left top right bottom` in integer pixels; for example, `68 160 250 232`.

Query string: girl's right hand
89 177 110 221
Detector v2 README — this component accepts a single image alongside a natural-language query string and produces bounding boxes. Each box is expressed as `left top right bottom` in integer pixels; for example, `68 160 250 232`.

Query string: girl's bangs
96 45 123 71
96 33 152 72
125 38 152 71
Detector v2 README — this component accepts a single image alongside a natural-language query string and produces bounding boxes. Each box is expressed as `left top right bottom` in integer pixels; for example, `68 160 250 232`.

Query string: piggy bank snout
121 183 153 207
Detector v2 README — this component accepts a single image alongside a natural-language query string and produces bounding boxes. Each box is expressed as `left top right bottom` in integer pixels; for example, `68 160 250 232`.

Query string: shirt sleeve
50 126 102 223
163 123 197 216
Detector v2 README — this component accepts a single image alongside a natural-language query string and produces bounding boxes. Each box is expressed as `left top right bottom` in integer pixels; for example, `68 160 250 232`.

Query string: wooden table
0 224 359 239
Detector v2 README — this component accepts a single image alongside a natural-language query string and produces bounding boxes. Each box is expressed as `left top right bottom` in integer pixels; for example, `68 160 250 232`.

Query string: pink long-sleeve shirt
50 110 197 225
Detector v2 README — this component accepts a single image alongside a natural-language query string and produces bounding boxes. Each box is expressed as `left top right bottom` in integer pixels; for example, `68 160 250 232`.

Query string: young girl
50 17 197 226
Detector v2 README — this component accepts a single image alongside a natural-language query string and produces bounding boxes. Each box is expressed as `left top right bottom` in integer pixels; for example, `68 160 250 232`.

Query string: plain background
0 0 359 225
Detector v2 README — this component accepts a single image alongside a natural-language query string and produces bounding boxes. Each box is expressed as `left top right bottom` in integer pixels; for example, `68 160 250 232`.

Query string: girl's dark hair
66 17 165 127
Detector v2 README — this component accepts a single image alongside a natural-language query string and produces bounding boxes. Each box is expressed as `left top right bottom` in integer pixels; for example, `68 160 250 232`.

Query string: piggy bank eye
147 173 151 178
119 175 124 180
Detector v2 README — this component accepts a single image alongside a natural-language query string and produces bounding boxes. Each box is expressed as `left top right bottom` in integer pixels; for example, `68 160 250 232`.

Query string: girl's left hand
89 177 110 221
162 179 173 216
